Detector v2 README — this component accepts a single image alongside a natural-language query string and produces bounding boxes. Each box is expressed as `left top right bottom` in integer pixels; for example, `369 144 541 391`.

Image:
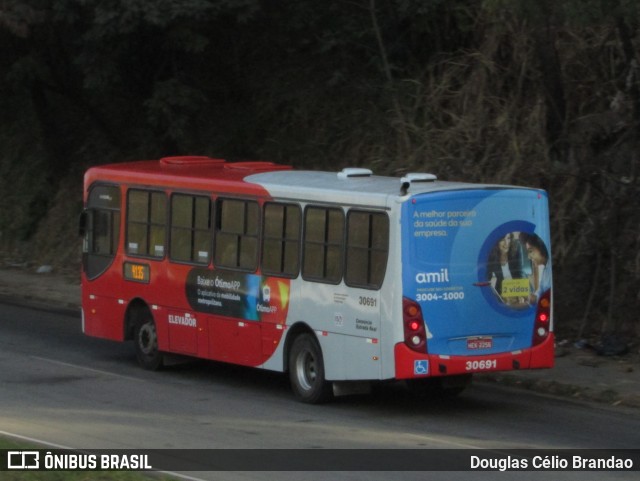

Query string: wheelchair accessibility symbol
414 360 429 376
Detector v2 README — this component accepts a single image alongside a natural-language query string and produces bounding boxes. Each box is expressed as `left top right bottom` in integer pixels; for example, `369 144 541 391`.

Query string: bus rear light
532 290 552 346
404 302 420 318
403 297 427 353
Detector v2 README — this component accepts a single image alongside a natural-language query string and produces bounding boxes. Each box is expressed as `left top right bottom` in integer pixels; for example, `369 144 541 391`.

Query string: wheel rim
295 350 317 392
138 323 157 356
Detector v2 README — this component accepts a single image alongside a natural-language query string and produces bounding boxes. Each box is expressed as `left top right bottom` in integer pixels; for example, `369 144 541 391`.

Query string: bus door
401 189 552 369
81 184 123 340
82 184 121 281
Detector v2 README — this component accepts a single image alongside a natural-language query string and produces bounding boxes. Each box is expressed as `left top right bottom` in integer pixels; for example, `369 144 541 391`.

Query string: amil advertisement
402 188 552 356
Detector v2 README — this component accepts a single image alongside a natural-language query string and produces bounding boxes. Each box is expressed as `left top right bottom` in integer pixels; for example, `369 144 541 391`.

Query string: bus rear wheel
289 334 333 404
134 314 163 370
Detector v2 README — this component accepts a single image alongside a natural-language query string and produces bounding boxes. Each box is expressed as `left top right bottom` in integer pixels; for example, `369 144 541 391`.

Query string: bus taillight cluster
532 290 552 346
403 297 427 353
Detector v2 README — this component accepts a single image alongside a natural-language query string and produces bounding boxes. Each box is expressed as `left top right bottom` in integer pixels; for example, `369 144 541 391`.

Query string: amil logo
415 268 450 284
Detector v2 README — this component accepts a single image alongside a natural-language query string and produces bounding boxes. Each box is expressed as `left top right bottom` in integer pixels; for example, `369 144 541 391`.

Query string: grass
0 438 177 481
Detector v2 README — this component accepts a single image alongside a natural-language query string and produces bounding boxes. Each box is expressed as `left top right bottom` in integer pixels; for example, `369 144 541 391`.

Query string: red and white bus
81 156 554 403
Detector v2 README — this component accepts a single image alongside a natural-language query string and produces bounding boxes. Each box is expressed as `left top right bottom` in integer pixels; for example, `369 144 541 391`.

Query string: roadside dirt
0 264 80 310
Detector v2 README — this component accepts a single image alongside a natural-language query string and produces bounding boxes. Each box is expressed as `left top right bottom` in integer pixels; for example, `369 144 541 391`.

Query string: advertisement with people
402 188 552 356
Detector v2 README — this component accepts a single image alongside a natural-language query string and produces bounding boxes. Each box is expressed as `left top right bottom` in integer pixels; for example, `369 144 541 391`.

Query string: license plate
467 337 493 350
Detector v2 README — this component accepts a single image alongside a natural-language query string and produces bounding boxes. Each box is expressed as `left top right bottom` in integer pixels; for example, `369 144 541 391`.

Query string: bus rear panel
395 188 553 380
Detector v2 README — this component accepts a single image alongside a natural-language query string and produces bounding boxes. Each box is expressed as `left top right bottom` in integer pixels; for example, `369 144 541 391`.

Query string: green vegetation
0 438 173 481
0 0 638 340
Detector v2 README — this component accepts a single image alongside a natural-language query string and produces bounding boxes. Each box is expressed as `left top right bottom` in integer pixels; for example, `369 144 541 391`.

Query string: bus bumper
394 333 555 379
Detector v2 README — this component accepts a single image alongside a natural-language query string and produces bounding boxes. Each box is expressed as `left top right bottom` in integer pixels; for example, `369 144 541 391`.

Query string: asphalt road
1 302 639 481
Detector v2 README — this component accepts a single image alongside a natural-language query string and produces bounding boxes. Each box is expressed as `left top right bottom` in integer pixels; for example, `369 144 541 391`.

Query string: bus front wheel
134 315 163 370
288 334 333 404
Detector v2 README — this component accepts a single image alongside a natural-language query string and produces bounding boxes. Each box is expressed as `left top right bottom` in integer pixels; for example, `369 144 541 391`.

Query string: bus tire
288 334 333 404
134 313 163 371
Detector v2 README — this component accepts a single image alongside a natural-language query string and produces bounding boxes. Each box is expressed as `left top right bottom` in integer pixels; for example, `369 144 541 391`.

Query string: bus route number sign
124 262 150 283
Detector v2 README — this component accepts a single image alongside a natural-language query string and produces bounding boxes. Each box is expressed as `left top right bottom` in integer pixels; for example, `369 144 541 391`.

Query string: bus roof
246 170 479 206
84 157 292 197
85 157 532 206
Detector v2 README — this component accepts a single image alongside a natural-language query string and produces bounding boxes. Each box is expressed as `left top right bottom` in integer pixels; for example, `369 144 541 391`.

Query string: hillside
0 0 638 341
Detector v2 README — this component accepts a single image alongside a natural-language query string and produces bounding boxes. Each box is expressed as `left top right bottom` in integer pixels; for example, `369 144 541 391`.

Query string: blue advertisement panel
402 188 552 356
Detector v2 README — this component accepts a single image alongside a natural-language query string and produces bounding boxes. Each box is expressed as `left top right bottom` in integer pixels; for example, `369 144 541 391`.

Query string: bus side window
170 194 212 264
345 210 389 289
126 189 167 258
302 206 344 284
215 198 260 271
262 202 301 278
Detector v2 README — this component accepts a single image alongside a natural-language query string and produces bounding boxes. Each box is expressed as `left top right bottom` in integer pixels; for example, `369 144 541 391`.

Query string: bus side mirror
79 210 88 237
